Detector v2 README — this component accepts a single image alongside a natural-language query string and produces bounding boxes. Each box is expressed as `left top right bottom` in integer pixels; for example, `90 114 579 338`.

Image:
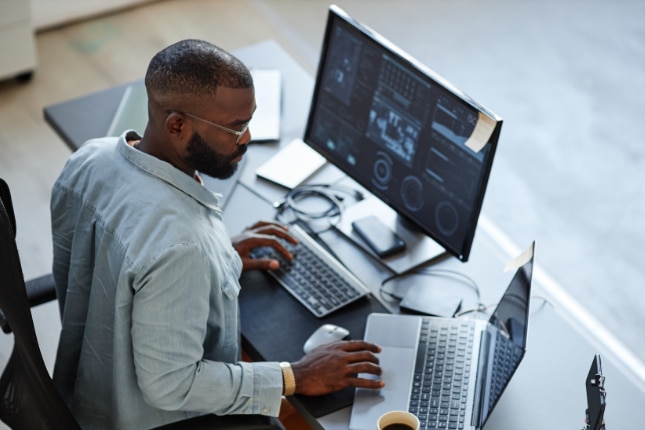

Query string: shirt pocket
221 276 240 300
221 253 243 300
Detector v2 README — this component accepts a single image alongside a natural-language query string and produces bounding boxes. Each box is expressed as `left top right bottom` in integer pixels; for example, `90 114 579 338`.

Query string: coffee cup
376 410 420 430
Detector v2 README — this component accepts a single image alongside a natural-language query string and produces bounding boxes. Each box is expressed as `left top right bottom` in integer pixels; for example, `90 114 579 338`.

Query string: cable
455 294 553 319
414 268 482 303
380 267 483 317
274 183 363 234
378 282 403 304
454 303 494 319
382 268 481 301
528 295 552 315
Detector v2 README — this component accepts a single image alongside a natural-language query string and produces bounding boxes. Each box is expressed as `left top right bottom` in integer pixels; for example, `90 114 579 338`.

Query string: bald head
145 39 253 112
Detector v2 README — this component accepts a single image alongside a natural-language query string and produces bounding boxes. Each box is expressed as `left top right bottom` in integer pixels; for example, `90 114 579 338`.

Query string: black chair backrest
0 179 16 238
0 178 81 429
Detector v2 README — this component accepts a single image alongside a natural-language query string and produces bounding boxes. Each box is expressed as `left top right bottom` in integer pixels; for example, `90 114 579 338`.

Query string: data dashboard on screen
304 5 503 262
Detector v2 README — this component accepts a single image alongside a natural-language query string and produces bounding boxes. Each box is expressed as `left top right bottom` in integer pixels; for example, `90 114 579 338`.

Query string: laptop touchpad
351 346 416 429
364 314 420 348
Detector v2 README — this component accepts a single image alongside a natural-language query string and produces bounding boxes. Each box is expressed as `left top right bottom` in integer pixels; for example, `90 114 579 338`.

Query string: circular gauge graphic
372 151 393 190
401 176 424 212
435 201 459 236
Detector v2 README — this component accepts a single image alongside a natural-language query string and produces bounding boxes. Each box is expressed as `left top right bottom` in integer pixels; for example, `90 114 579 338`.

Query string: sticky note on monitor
465 111 496 153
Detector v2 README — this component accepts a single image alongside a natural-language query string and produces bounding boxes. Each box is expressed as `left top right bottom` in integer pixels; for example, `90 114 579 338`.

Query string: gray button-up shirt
51 132 282 430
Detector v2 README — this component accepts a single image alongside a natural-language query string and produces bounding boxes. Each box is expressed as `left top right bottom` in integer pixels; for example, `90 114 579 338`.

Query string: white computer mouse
303 324 350 354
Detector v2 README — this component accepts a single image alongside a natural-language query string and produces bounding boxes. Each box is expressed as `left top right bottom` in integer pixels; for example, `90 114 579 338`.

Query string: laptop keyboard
487 331 523 414
409 318 475 429
250 224 369 317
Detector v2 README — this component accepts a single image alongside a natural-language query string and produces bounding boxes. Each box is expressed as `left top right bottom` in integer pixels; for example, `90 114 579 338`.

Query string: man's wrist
279 362 296 396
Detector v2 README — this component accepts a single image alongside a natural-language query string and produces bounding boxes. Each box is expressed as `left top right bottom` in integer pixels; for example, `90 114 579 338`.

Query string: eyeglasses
174 111 250 145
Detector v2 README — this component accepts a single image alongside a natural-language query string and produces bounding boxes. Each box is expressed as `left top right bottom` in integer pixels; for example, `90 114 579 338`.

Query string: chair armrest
0 273 57 334
25 273 57 307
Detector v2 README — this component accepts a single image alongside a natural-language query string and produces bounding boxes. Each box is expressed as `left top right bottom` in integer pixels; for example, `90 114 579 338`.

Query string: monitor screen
304 6 502 262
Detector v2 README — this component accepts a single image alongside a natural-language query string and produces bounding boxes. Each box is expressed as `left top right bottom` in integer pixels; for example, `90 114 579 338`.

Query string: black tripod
582 355 606 430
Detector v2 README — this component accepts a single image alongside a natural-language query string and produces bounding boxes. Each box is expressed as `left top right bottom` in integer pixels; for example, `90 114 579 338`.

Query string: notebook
349 242 535 430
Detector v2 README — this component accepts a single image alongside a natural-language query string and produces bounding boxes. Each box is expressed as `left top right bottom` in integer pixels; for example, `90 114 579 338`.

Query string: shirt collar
118 131 223 213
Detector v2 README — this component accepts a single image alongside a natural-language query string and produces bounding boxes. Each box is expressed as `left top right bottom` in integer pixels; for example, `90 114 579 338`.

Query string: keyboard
250 224 370 317
487 331 523 414
409 318 475 429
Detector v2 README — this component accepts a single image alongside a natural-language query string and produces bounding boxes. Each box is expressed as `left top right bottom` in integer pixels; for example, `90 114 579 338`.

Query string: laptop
350 242 535 430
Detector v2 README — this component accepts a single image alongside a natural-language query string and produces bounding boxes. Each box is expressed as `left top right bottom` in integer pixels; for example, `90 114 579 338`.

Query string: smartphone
351 215 406 258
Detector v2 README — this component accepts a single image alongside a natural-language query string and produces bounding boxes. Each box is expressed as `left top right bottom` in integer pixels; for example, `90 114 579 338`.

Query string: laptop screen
478 244 534 426
489 249 534 348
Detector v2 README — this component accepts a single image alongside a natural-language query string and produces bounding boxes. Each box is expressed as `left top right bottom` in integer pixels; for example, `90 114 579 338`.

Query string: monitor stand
337 197 447 274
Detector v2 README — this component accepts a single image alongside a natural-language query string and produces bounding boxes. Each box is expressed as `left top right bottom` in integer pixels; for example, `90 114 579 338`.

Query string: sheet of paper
465 111 496 153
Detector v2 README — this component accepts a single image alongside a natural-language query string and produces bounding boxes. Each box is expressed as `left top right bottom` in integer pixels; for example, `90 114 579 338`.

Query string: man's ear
165 111 189 139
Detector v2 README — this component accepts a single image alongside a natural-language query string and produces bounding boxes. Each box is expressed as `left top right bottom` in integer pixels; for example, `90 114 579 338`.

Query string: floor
1 0 644 427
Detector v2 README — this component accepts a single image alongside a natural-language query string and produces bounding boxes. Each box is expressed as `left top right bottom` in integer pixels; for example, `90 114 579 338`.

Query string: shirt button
263 407 269 414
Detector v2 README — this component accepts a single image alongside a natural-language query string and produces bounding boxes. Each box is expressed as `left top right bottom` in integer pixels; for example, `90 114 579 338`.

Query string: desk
44 40 645 429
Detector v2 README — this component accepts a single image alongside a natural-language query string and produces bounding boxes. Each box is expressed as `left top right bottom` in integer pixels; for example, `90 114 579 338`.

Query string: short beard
185 132 247 179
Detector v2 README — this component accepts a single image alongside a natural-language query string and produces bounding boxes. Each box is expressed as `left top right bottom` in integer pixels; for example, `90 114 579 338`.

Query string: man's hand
231 221 298 271
290 340 384 396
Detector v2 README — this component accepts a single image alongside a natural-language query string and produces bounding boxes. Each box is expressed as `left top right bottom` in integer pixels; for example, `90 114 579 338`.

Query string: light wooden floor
1 0 644 428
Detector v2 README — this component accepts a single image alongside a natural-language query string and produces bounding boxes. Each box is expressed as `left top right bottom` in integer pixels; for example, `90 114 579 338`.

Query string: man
51 39 383 430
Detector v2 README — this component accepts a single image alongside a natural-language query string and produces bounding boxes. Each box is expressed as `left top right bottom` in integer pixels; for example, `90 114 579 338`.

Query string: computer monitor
303 5 502 262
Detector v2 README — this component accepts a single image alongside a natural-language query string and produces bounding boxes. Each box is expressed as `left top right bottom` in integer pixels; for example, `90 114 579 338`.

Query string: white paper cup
376 410 420 430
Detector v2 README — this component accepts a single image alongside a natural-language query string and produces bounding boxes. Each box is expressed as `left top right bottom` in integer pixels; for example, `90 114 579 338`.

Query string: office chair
0 179 57 334
0 178 284 430
0 179 81 428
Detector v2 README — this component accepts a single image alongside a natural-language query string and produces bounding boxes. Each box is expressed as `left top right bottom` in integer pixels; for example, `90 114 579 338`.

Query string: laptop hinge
471 329 491 427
